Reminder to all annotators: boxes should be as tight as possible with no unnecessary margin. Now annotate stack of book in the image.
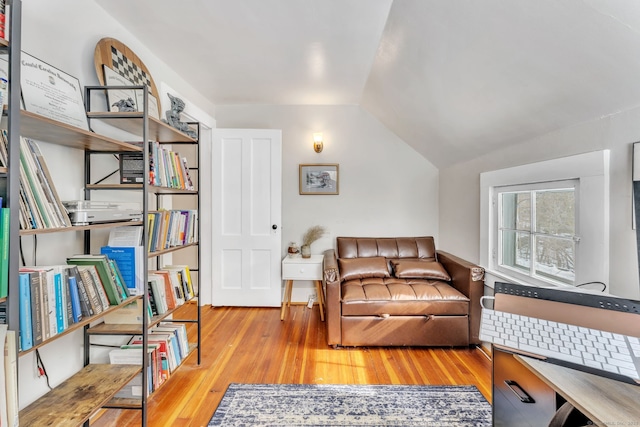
[110,322,189,398]
[0,132,72,230]
[149,142,194,190]
[16,255,130,352]
[147,209,198,252]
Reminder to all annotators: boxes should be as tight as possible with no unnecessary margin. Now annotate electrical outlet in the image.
[307,295,315,308]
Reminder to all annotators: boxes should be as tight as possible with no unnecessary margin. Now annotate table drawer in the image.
[282,262,323,280]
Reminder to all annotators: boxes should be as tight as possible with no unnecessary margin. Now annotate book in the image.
[20,268,51,340]
[0,324,7,427]
[100,246,144,296]
[148,274,168,315]
[66,266,93,318]
[108,226,143,246]
[108,258,130,301]
[28,272,43,345]
[4,330,18,427]
[18,272,33,351]
[67,274,82,323]
[0,207,8,298]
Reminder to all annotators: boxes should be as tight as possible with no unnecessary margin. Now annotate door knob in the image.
[272,224,278,230]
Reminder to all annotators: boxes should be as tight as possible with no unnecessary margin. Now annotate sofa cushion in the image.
[338,256,390,281]
[391,260,451,281]
[341,277,469,316]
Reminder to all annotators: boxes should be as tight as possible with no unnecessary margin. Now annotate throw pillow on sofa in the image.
[390,259,451,281]
[338,256,390,281]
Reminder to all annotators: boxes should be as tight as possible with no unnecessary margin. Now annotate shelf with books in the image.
[82,84,201,424]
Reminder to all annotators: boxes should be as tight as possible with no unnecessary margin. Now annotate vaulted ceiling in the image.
[95,0,640,168]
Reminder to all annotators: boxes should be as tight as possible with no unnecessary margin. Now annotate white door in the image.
[211,129,282,306]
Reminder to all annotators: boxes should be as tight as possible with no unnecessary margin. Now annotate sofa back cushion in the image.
[338,256,390,281]
[390,260,451,281]
[337,237,437,261]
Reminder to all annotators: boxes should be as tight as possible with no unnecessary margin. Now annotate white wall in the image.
[215,104,440,302]
[17,0,216,408]
[439,106,640,300]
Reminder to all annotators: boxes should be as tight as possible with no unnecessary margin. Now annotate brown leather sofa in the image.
[323,237,485,347]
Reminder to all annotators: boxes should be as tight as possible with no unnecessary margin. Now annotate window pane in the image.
[534,236,575,283]
[501,192,531,230]
[535,189,574,235]
[501,230,530,272]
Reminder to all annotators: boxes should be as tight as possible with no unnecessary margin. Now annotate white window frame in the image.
[480,150,609,290]
[496,179,579,287]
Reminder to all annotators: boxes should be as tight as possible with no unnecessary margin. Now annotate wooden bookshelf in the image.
[18,364,141,427]
[11,110,142,152]
[87,298,198,335]
[86,112,196,143]
[149,242,198,257]
[85,184,197,194]
[19,220,143,236]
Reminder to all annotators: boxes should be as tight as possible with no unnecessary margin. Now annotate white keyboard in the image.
[480,308,640,384]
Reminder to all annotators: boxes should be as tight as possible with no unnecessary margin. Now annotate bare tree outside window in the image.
[500,187,576,285]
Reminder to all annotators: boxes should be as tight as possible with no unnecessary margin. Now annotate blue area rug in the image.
[208,383,492,426]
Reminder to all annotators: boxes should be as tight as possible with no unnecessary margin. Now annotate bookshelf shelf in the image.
[18,364,141,427]
[149,242,198,257]
[19,220,144,236]
[85,112,196,143]
[86,297,198,335]
[0,166,6,174]
[85,183,198,194]
[15,110,142,152]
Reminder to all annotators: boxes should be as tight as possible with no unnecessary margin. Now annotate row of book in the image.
[101,265,195,324]
[149,141,195,190]
[109,322,189,398]
[16,254,131,351]
[148,209,198,253]
[0,131,72,230]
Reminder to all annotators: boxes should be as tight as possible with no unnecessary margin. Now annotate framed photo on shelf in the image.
[299,163,339,195]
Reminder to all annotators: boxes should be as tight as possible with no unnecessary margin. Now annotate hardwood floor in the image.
[91,303,492,426]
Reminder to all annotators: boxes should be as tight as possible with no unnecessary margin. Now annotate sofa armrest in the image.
[323,249,341,346]
[437,250,485,345]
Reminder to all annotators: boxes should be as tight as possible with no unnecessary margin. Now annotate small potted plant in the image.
[300,225,326,258]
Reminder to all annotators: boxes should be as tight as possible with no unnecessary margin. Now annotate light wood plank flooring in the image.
[92,303,492,426]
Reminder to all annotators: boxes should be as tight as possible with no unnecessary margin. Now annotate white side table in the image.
[281,254,325,321]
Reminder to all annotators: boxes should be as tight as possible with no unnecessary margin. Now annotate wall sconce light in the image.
[313,132,323,153]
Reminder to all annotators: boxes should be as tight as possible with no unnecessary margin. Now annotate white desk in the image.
[281,255,324,321]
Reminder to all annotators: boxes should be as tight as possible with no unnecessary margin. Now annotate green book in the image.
[0,207,9,298]
[66,255,122,305]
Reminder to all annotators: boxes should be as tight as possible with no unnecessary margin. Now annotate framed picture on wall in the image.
[299,163,339,195]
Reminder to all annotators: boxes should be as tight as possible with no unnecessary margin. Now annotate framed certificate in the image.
[20,52,89,131]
